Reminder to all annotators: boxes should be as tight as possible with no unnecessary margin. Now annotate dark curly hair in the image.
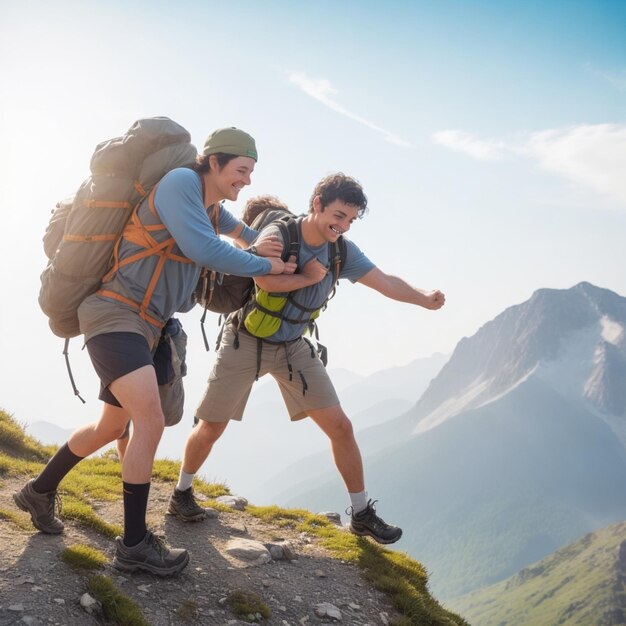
[309,172,368,218]
[193,152,239,174]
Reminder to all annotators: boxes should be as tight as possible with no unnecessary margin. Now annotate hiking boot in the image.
[349,500,402,545]
[167,487,207,522]
[113,530,189,576]
[13,479,64,534]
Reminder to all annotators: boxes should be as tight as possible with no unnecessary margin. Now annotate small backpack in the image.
[39,117,197,339]
[194,207,298,349]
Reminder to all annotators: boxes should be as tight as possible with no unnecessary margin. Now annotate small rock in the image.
[21,617,36,625]
[294,595,303,602]
[219,597,228,606]
[299,617,310,625]
[314,569,327,578]
[52,599,65,605]
[279,605,287,612]
[32,586,43,592]
[379,612,389,625]
[16,576,35,585]
[319,511,342,525]
[9,604,25,611]
[80,593,100,615]
[315,602,342,621]
[224,538,271,565]
[266,543,284,560]
[203,506,219,518]
[348,602,361,611]
[262,579,272,588]
[215,495,248,510]
[137,584,151,592]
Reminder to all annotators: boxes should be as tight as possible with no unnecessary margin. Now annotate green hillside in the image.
[449,520,626,626]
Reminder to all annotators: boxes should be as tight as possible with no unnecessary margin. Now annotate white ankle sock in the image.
[176,470,195,492]
[349,490,368,514]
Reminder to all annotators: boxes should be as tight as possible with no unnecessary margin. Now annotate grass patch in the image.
[87,575,149,626]
[0,409,57,462]
[0,506,33,531]
[247,505,468,626]
[176,599,199,622]
[0,411,230,542]
[62,496,122,539]
[61,544,108,570]
[227,589,271,622]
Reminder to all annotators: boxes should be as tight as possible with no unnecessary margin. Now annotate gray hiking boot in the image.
[349,500,403,545]
[113,530,189,577]
[13,479,64,534]
[167,487,207,522]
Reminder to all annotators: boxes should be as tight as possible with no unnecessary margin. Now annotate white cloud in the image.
[432,124,626,207]
[524,124,626,205]
[431,130,511,161]
[288,72,411,148]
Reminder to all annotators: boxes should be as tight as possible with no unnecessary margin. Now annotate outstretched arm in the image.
[357,267,445,310]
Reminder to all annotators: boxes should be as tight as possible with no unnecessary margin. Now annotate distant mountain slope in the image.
[449,521,626,626]
[282,283,626,600]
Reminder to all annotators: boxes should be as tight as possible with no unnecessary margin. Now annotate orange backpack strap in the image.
[98,182,194,327]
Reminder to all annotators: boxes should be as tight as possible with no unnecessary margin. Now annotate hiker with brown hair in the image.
[168,173,445,544]
[15,126,287,576]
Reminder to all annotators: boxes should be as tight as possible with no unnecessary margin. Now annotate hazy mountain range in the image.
[449,520,626,626]
[270,282,626,599]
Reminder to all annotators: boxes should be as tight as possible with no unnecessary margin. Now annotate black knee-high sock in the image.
[32,443,83,493]
[122,481,150,547]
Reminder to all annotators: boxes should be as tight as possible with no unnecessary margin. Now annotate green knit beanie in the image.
[202,127,258,161]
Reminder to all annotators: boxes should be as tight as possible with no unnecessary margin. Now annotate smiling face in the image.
[207,155,256,203]
[310,196,360,244]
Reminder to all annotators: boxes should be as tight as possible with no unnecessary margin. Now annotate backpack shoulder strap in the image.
[275,215,300,262]
[329,235,346,282]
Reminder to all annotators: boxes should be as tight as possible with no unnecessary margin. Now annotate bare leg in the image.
[109,365,164,484]
[308,405,365,493]
[68,404,130,457]
[181,420,229,474]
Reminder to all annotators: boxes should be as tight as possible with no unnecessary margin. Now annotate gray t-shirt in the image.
[258,219,375,342]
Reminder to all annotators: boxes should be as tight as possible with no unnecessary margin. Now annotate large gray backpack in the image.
[39,117,197,339]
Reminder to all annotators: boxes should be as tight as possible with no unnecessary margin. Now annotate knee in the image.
[328,413,355,441]
[133,414,165,441]
[195,420,226,446]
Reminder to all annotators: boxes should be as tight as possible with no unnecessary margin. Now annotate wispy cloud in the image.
[288,71,411,148]
[585,62,626,92]
[431,130,511,161]
[432,124,626,207]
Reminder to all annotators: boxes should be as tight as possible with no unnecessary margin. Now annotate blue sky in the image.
[1,0,625,429]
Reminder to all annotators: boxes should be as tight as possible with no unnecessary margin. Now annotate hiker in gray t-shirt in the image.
[168,173,445,544]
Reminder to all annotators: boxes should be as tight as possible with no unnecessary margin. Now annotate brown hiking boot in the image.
[13,479,64,534]
[167,487,207,522]
[113,530,189,577]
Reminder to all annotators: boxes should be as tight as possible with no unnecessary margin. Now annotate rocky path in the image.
[0,476,400,626]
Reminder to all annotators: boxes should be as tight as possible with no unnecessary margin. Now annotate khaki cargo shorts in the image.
[195,324,339,422]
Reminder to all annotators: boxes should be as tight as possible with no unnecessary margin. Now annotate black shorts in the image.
[86,332,173,407]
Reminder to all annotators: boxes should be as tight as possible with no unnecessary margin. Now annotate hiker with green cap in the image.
[167,173,445,545]
[14,126,288,577]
